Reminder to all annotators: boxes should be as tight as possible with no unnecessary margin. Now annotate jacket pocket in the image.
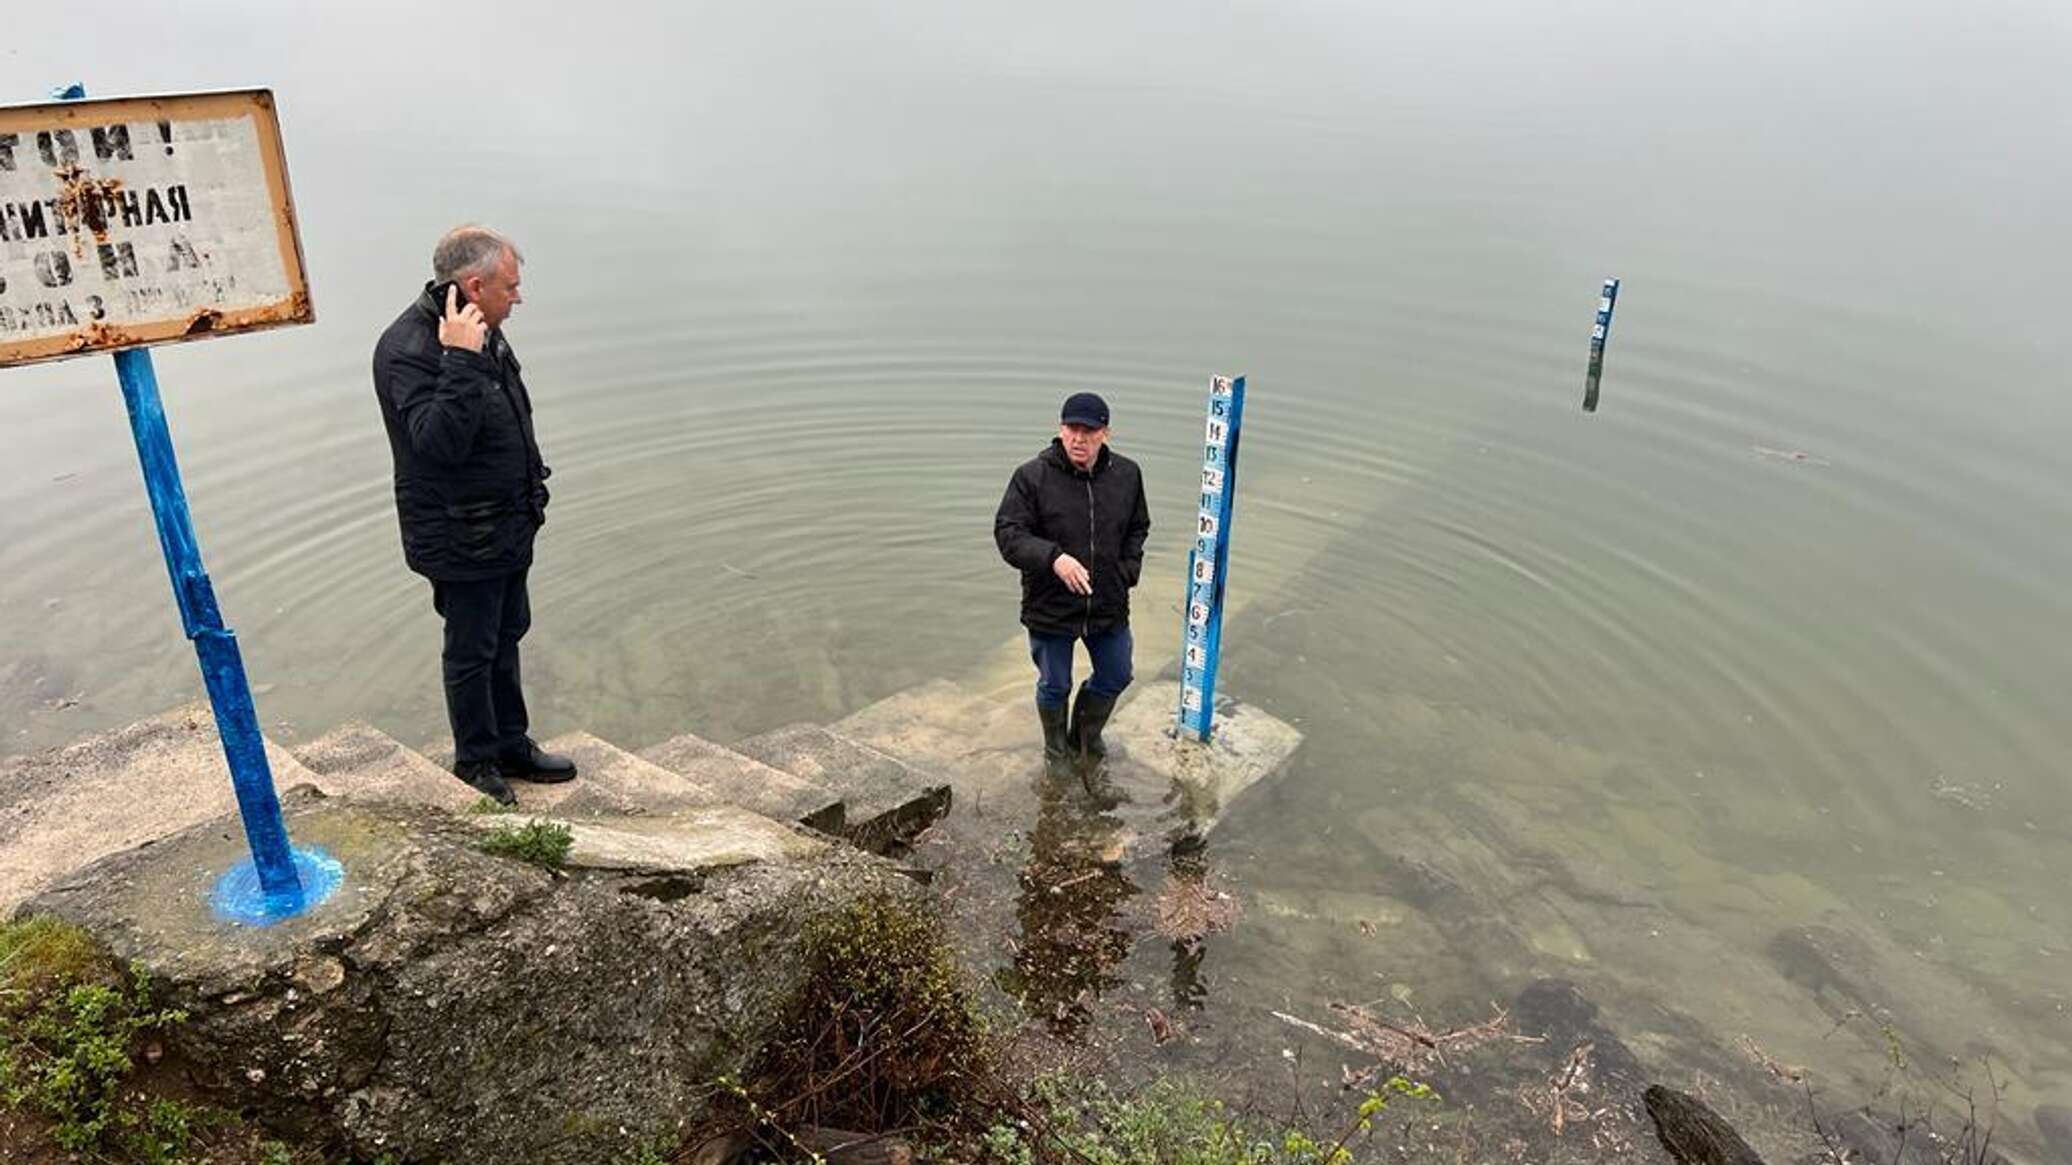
[444,498,520,562]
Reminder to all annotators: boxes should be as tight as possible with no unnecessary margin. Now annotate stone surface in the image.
[1644,1086,1767,1165]
[535,730,721,815]
[0,705,321,913]
[17,792,916,1165]
[732,723,951,852]
[290,721,480,813]
[1100,681,1303,841]
[640,730,845,833]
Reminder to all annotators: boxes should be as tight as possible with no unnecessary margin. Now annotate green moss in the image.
[478,818,574,868]
[0,919,188,1154]
[981,1073,1439,1165]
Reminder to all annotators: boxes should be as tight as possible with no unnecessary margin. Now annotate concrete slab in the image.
[1104,680,1304,841]
[464,805,829,874]
[731,723,951,851]
[0,705,321,914]
[639,731,845,834]
[291,722,481,813]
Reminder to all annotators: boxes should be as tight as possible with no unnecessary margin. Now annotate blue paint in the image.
[52,84,311,921]
[1178,375,1246,742]
[51,82,85,100]
[211,845,342,927]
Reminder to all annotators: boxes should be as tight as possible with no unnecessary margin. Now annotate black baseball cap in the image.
[1060,392,1110,428]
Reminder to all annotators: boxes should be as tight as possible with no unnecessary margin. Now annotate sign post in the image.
[1178,374,1246,742]
[8,84,329,922]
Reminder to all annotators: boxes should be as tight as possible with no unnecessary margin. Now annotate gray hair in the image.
[431,225,522,282]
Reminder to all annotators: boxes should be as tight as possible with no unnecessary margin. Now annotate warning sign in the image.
[0,89,311,368]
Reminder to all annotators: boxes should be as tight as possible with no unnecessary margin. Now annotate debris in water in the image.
[1753,445,1830,466]
[1273,1000,1536,1084]
[720,562,757,579]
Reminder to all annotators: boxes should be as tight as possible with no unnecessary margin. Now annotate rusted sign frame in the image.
[0,88,313,367]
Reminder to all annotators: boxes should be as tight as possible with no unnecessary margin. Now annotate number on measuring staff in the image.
[1189,601,1209,625]
[1212,375,1232,395]
[1206,419,1227,445]
[1193,557,1215,584]
[1202,467,1224,492]
[1181,688,1203,712]
[1197,511,1219,537]
[1186,644,1206,669]
[1211,397,1228,418]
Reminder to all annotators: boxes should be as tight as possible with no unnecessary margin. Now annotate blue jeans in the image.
[1029,626,1133,709]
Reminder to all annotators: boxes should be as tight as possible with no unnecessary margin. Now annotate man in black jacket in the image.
[993,393,1152,786]
[372,226,574,805]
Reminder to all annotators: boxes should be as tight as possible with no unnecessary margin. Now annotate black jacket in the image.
[372,284,551,581]
[994,440,1151,636]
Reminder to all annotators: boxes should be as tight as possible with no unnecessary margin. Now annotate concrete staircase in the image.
[0,702,955,915]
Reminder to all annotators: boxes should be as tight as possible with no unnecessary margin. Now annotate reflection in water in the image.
[996,768,1139,1037]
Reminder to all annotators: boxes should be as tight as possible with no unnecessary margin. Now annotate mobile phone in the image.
[434,280,471,311]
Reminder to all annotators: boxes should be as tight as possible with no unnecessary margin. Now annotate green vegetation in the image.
[478,817,574,867]
[1,918,187,1154]
[466,794,517,815]
[978,1074,1439,1165]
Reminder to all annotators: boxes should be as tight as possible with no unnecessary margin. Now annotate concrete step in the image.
[291,722,482,813]
[0,705,322,914]
[831,677,1035,795]
[530,731,723,818]
[637,731,845,834]
[729,723,951,853]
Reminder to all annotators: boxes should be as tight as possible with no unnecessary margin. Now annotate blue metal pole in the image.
[1178,374,1246,742]
[112,351,303,913]
[56,81,303,915]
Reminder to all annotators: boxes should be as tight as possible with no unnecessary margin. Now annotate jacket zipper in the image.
[1083,477,1096,636]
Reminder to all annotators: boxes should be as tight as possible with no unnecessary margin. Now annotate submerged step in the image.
[730,723,951,853]
[638,731,845,834]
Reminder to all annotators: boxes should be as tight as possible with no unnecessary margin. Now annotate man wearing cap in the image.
[993,392,1152,787]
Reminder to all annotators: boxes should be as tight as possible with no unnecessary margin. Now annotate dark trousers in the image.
[1028,625,1133,709]
[431,569,531,765]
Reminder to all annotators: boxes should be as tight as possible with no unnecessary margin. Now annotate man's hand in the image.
[438,284,487,353]
[1053,553,1092,595]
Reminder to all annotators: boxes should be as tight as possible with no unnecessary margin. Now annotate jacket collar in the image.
[1043,438,1110,478]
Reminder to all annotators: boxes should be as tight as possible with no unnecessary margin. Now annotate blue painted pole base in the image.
[210,845,343,926]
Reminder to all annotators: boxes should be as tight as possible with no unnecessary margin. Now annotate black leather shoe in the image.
[454,760,517,806]
[499,738,577,784]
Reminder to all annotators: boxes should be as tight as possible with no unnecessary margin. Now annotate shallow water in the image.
[3,0,2069,1148]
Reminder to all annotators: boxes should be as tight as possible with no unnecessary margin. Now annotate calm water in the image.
[3,0,2069,1144]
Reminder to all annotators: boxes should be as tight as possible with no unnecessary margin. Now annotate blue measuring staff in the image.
[1583,277,1619,413]
[1177,374,1245,742]
[48,83,320,922]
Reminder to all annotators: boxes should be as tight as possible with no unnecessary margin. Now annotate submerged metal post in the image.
[1178,374,1246,742]
[53,82,307,918]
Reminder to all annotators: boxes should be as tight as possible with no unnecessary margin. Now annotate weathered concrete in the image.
[533,730,721,816]
[732,723,951,852]
[0,706,321,913]
[290,721,480,813]
[17,791,916,1165]
[640,729,846,833]
[1100,681,1303,843]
